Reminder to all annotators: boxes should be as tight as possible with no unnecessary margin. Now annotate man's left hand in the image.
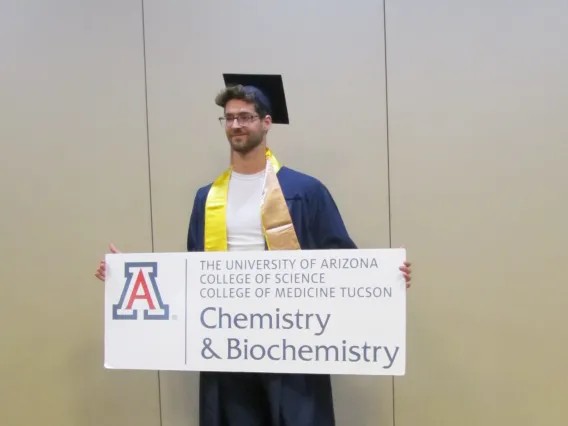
[400,260,412,289]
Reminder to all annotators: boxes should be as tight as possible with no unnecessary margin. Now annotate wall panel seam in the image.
[382,0,396,426]
[140,1,163,425]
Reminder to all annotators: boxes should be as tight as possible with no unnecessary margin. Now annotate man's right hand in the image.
[94,243,121,282]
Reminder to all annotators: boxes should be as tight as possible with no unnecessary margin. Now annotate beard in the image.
[228,131,263,155]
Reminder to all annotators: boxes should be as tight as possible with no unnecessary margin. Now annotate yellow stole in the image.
[204,148,301,252]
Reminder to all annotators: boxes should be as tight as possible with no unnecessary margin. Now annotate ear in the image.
[263,115,272,130]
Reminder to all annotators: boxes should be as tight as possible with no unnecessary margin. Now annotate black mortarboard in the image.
[222,73,290,124]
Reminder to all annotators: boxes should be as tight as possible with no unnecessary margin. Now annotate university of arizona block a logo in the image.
[112,262,170,320]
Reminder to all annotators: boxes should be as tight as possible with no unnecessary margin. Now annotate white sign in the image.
[104,248,407,376]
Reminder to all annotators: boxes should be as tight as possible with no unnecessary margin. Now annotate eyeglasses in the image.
[219,113,259,127]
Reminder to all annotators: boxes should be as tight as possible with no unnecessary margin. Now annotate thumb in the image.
[109,243,121,254]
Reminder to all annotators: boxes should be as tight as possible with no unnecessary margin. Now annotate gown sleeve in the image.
[309,182,357,250]
[186,190,204,252]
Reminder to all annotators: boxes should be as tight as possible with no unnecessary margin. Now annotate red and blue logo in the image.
[112,262,170,320]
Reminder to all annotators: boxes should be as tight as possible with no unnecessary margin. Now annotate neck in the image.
[231,143,267,174]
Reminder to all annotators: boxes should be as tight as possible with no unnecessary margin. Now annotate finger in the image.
[404,260,411,267]
[109,243,121,254]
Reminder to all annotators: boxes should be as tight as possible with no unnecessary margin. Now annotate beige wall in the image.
[1,1,566,426]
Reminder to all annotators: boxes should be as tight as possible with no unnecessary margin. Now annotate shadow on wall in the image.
[159,371,200,425]
[331,376,393,425]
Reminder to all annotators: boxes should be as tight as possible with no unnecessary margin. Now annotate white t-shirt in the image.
[226,169,266,252]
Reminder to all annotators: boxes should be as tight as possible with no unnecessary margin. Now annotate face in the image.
[222,99,271,154]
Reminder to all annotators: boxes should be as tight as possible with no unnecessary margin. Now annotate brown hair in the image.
[214,85,270,118]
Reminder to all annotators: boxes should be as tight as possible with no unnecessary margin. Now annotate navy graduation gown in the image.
[186,166,357,426]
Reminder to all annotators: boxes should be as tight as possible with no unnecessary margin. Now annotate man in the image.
[95,73,412,426]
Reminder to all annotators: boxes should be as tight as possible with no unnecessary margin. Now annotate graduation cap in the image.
[221,73,290,124]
